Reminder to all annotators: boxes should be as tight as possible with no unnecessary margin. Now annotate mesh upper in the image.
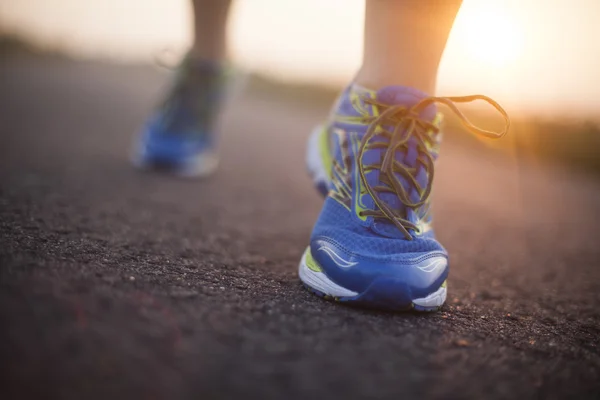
[311,198,446,262]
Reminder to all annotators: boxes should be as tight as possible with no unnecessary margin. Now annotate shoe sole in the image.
[299,247,447,312]
[305,125,331,197]
[131,147,219,178]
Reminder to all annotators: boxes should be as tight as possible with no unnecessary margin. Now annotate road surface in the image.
[1,54,599,399]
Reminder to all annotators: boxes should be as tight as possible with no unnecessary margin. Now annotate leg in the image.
[189,0,232,62]
[355,0,462,94]
[300,0,509,311]
[132,0,233,177]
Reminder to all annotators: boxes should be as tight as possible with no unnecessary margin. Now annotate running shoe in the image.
[301,84,509,311]
[132,56,227,177]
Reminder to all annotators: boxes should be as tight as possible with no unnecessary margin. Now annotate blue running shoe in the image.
[301,84,509,311]
[132,56,227,177]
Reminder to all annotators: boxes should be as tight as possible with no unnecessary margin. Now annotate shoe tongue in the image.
[375,85,437,121]
[365,85,437,238]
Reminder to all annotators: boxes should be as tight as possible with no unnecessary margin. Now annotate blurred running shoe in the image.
[132,56,227,177]
[301,84,509,311]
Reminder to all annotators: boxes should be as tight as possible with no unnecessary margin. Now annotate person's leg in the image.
[189,0,232,62]
[355,0,462,93]
[133,0,233,177]
[300,0,509,311]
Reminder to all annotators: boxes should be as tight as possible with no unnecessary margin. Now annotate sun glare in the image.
[453,4,523,67]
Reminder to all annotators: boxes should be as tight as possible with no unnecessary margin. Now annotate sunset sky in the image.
[1,0,599,117]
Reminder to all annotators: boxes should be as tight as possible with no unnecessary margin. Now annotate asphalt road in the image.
[1,54,599,400]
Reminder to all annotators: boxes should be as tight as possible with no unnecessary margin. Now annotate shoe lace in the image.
[159,69,205,132]
[357,95,510,240]
[158,58,224,134]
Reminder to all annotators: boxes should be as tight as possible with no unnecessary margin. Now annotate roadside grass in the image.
[3,33,599,175]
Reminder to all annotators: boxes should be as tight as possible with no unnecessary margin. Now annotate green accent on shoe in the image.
[304,247,322,272]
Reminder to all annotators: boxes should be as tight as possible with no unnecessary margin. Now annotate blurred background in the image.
[2,0,599,173]
[1,0,599,113]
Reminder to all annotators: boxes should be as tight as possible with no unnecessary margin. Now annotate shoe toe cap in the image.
[311,239,448,298]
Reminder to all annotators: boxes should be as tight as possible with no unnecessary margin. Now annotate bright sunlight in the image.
[451,3,524,67]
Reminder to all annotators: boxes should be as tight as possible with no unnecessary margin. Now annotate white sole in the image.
[131,145,219,179]
[298,249,359,298]
[305,125,329,191]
